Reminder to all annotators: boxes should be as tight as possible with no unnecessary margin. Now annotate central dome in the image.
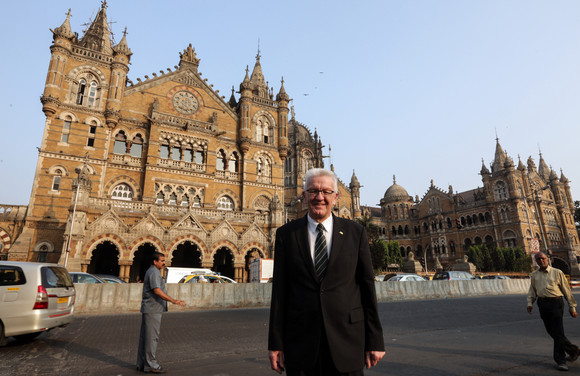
[383,176,410,202]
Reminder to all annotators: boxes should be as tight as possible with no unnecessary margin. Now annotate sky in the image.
[1,0,580,208]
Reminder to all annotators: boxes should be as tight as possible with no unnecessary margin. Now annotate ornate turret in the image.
[112,28,132,57]
[480,159,490,175]
[78,1,113,54]
[250,50,268,97]
[276,77,289,159]
[349,170,361,217]
[527,156,537,173]
[517,156,526,172]
[228,86,237,108]
[52,9,75,40]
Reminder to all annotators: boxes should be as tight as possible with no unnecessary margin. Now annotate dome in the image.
[383,176,410,202]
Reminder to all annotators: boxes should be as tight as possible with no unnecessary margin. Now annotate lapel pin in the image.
[339,231,344,235]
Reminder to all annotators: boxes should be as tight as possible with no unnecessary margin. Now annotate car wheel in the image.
[0,322,6,346]
[13,332,41,343]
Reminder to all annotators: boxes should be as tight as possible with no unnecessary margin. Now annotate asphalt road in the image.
[1,293,580,375]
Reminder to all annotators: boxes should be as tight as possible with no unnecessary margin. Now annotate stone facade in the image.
[364,140,580,276]
[0,2,360,282]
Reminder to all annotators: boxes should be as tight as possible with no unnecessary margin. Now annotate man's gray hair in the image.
[304,168,338,191]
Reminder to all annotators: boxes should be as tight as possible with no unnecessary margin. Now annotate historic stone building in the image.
[0,2,361,282]
[364,140,580,276]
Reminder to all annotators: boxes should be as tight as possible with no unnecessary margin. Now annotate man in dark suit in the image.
[268,168,385,375]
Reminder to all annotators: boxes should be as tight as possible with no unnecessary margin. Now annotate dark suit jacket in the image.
[268,215,384,372]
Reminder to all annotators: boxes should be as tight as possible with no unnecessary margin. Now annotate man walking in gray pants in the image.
[137,252,185,374]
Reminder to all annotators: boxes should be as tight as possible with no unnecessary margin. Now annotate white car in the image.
[0,261,75,344]
[385,273,426,282]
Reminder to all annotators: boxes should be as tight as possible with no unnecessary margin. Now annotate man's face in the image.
[154,256,166,270]
[535,254,549,270]
[303,175,338,222]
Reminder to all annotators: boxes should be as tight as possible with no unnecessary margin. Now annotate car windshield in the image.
[42,266,74,288]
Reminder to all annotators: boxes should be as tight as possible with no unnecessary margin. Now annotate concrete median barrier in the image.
[73,279,530,314]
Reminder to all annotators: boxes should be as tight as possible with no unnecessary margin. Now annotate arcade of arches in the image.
[83,240,264,282]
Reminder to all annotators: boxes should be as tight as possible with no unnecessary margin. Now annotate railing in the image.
[88,198,268,223]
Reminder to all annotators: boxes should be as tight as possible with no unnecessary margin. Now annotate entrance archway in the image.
[213,247,234,279]
[171,241,202,268]
[551,257,570,275]
[244,248,263,282]
[130,243,157,282]
[88,241,120,276]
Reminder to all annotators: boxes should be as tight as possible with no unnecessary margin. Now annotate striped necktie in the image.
[314,223,328,281]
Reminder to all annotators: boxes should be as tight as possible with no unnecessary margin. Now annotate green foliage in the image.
[357,215,380,243]
[575,200,580,236]
[369,240,402,271]
[466,245,532,273]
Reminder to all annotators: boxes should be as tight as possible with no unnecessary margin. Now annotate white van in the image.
[0,262,75,344]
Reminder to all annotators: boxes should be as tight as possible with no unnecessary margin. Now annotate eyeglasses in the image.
[305,189,336,197]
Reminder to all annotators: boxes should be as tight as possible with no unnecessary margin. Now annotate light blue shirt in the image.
[141,265,167,313]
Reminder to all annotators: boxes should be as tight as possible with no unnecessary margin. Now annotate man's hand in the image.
[173,299,185,306]
[269,350,284,374]
[571,310,578,318]
[527,306,533,314]
[365,350,385,368]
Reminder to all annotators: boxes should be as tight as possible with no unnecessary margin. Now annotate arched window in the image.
[52,169,63,191]
[229,152,239,173]
[168,193,177,205]
[503,230,517,248]
[171,145,181,161]
[111,183,134,201]
[217,196,234,211]
[181,194,189,207]
[113,131,127,155]
[76,79,87,105]
[193,195,201,207]
[195,149,204,165]
[156,192,165,204]
[160,142,170,159]
[183,147,193,162]
[216,150,227,171]
[494,181,509,201]
[130,134,143,158]
[87,81,98,107]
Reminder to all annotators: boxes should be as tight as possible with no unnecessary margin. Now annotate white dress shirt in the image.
[307,215,333,263]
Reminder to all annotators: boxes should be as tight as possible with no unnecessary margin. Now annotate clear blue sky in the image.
[1,0,580,208]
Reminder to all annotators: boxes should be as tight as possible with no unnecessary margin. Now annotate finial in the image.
[102,0,108,10]
[393,175,396,184]
[281,76,284,85]
[123,27,128,37]
[256,39,261,61]
[245,65,249,74]
[66,8,72,18]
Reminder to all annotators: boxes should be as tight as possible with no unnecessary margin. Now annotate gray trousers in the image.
[137,312,163,371]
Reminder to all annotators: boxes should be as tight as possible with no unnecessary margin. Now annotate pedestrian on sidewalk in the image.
[527,251,580,371]
[136,252,185,374]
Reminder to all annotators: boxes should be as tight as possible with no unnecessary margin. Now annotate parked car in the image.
[0,261,75,345]
[179,274,237,283]
[69,272,106,284]
[96,274,127,284]
[432,271,476,280]
[385,273,426,282]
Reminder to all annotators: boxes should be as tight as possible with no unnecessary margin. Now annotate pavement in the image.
[2,294,580,375]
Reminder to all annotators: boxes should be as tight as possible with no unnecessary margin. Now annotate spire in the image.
[560,169,569,183]
[491,138,506,173]
[276,76,290,102]
[527,156,537,173]
[52,8,75,39]
[250,48,268,93]
[480,158,490,175]
[112,27,132,56]
[538,152,550,180]
[240,65,251,91]
[549,168,558,182]
[228,86,237,107]
[517,155,526,171]
[350,170,360,188]
[79,1,113,54]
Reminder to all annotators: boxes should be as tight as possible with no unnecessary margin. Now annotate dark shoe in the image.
[566,349,580,362]
[149,368,167,374]
[136,366,144,372]
[557,363,569,371]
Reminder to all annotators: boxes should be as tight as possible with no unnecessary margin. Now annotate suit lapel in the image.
[294,216,317,280]
[327,215,345,274]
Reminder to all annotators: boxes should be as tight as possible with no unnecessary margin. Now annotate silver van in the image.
[0,261,75,344]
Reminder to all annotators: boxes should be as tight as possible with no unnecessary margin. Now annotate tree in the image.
[356,214,381,243]
[369,239,401,271]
